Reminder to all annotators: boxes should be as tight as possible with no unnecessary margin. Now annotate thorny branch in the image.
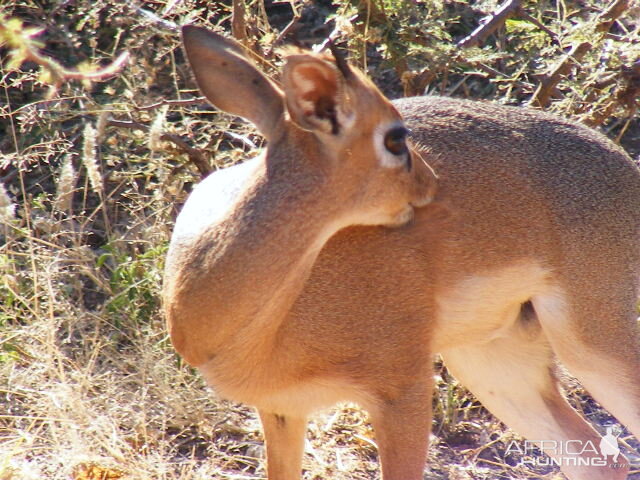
[457,0,523,48]
[529,0,630,108]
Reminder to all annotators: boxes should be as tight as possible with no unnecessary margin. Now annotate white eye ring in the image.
[374,122,410,169]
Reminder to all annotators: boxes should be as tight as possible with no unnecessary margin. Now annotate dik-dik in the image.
[163,25,640,480]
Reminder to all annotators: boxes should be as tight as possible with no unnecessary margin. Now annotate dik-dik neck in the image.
[170,132,345,367]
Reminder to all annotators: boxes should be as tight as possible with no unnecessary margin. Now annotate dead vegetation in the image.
[0,1,639,479]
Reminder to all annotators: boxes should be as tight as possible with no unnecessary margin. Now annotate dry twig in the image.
[430,0,550,98]
[135,97,208,112]
[108,119,211,177]
[516,10,559,44]
[270,12,302,51]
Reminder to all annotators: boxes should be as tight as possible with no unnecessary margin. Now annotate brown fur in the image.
[164,26,640,480]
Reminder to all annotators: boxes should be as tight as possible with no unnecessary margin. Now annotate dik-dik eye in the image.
[384,126,409,156]
[375,122,412,170]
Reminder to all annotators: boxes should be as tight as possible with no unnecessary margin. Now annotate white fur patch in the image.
[432,262,553,352]
[441,343,561,438]
[529,296,640,443]
[200,363,374,418]
[171,156,261,242]
[255,379,375,417]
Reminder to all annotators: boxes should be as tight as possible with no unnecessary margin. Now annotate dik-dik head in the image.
[182,25,436,228]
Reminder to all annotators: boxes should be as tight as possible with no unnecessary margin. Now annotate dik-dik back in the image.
[165,26,640,480]
[400,95,640,294]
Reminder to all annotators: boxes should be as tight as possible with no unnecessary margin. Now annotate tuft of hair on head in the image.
[327,40,352,80]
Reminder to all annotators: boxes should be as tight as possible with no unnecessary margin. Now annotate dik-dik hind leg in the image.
[366,379,432,480]
[258,411,307,480]
[441,320,629,480]
[533,287,640,445]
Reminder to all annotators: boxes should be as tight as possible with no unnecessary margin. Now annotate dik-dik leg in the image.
[533,280,640,446]
[259,411,307,480]
[441,312,629,480]
[366,377,433,480]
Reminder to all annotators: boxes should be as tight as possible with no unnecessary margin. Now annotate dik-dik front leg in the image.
[259,411,307,480]
[367,379,433,480]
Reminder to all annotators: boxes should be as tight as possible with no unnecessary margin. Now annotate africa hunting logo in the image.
[505,427,623,468]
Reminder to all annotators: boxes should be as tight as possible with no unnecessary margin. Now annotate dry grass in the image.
[0,1,639,479]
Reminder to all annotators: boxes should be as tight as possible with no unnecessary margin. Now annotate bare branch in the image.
[595,0,629,33]
[0,16,129,101]
[53,52,130,81]
[232,0,249,45]
[457,0,522,48]
[585,60,640,126]
[159,132,211,177]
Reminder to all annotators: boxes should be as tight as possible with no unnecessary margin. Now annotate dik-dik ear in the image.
[282,54,354,135]
[181,26,285,141]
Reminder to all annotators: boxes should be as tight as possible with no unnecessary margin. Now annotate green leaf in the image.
[97,252,112,269]
[505,18,537,33]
